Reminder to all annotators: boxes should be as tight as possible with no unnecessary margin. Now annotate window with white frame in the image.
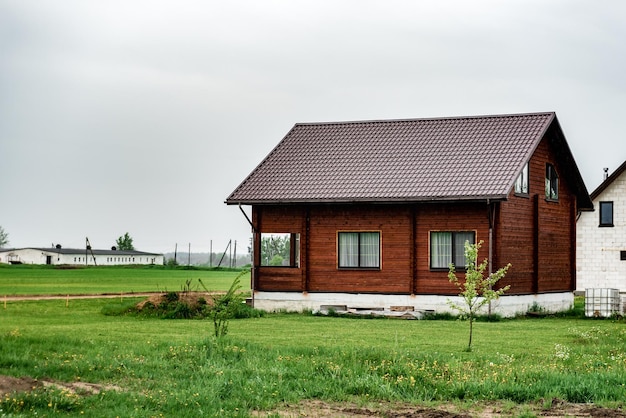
[514,163,529,194]
[338,231,380,268]
[545,163,559,200]
[430,231,476,269]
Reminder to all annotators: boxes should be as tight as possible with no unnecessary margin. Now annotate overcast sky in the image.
[1,0,625,254]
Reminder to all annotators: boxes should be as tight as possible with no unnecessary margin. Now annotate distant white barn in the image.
[576,160,626,292]
[0,247,164,266]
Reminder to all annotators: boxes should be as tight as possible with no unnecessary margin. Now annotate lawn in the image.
[1,295,625,417]
[0,264,249,295]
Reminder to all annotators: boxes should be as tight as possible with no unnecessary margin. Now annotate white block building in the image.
[576,160,626,292]
[0,247,164,266]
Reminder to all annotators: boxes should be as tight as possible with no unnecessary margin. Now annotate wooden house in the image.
[576,159,626,295]
[226,112,593,316]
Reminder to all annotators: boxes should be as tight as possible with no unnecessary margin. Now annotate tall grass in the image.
[1,298,625,416]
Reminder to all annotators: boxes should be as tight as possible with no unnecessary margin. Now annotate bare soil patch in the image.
[0,375,121,397]
[253,399,626,418]
[0,375,41,396]
[135,291,219,310]
[2,376,625,416]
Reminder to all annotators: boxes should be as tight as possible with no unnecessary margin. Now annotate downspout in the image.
[304,207,310,293]
[570,195,577,291]
[238,204,254,231]
[487,199,494,317]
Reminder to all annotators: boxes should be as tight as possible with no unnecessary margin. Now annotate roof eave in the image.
[226,195,508,206]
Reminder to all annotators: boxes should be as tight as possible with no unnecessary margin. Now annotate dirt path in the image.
[2,375,624,418]
[257,399,626,417]
[1,292,162,301]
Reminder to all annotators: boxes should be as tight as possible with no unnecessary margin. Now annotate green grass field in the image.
[0,264,250,295]
[1,300,625,417]
[0,266,625,417]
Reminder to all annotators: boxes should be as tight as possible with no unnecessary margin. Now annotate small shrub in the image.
[164,291,179,303]
[475,313,503,322]
[231,301,265,319]
[200,270,249,337]
[102,271,260,324]
[422,311,457,320]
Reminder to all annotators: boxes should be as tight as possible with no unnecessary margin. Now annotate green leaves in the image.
[0,225,9,248]
[448,240,511,350]
[200,270,247,338]
[115,232,135,251]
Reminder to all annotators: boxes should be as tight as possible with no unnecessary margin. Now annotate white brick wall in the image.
[577,173,626,291]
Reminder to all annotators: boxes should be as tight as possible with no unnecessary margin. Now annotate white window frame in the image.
[545,163,559,201]
[514,163,529,195]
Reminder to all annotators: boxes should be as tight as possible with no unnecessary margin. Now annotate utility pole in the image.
[217,240,231,268]
[85,237,97,266]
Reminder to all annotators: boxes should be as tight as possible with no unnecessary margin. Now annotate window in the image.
[514,163,529,194]
[338,232,380,268]
[599,201,614,227]
[545,163,559,200]
[260,233,300,267]
[430,231,476,269]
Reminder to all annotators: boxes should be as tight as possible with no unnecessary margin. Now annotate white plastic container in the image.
[585,288,620,318]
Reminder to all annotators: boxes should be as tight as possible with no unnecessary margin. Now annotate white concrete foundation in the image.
[251,291,575,318]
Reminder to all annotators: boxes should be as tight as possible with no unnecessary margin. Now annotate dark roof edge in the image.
[590,159,626,200]
[292,111,556,128]
[547,116,594,211]
[226,195,509,206]
[225,123,299,203]
[502,112,556,194]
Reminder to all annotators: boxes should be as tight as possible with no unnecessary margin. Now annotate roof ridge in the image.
[294,111,555,127]
[590,158,626,200]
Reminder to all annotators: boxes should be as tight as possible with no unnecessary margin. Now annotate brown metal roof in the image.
[226,112,592,208]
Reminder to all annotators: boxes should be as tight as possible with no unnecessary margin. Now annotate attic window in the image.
[599,202,614,227]
[514,163,529,194]
[545,163,559,201]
